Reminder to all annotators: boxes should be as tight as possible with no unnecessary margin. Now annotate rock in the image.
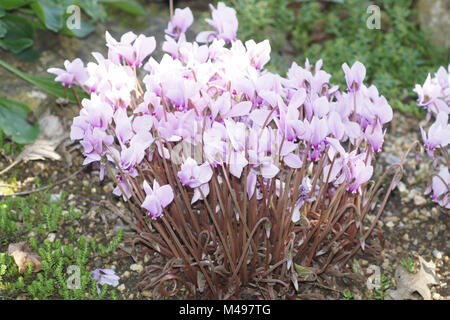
[385,154,401,166]
[50,194,62,202]
[117,284,126,292]
[397,182,407,195]
[46,233,56,243]
[432,292,441,300]
[413,195,427,206]
[402,234,410,242]
[142,290,152,298]
[418,0,450,51]
[130,263,144,273]
[122,271,131,279]
[432,249,443,259]
[386,221,395,228]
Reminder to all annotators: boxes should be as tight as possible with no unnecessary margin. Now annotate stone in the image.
[130,263,144,273]
[432,249,443,259]
[117,284,126,292]
[386,221,395,228]
[46,233,56,243]
[418,0,450,51]
[413,195,427,206]
[432,292,441,300]
[142,290,152,298]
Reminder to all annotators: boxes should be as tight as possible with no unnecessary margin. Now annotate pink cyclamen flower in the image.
[427,167,449,209]
[364,120,385,152]
[47,58,88,87]
[245,39,271,70]
[342,61,366,92]
[106,31,155,66]
[141,180,174,219]
[196,2,238,44]
[165,7,194,40]
[420,111,450,156]
[178,157,213,204]
[346,156,373,193]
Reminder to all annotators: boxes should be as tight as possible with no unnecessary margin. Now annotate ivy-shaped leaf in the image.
[0,13,34,54]
[0,97,40,144]
[31,0,65,33]
[0,0,33,10]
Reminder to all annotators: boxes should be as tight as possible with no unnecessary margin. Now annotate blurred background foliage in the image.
[225,0,449,116]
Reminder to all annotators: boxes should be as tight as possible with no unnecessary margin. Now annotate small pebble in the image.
[402,234,409,242]
[432,249,443,260]
[122,271,131,279]
[413,195,427,206]
[386,221,395,228]
[46,233,56,243]
[117,284,126,292]
[142,291,152,298]
[130,263,144,273]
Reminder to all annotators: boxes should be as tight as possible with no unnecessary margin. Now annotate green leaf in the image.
[31,0,64,33]
[0,37,32,53]
[76,0,107,22]
[0,13,34,53]
[0,21,6,38]
[101,0,146,16]
[0,4,5,17]
[0,0,32,10]
[14,46,41,61]
[0,58,88,104]
[0,97,40,144]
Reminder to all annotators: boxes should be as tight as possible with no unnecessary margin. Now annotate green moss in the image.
[0,190,123,300]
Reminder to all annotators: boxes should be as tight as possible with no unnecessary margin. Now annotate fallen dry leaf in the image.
[8,241,42,274]
[0,111,69,176]
[386,256,440,300]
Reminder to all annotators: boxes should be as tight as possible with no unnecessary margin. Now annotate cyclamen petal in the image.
[165,7,194,39]
[141,180,174,219]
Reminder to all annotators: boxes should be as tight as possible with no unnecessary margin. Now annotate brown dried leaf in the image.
[8,241,42,274]
[387,256,440,300]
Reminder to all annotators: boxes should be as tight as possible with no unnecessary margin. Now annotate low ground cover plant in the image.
[50,2,412,299]
[0,190,123,299]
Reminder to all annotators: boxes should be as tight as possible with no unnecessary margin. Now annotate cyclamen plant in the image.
[49,2,406,299]
[414,66,450,209]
